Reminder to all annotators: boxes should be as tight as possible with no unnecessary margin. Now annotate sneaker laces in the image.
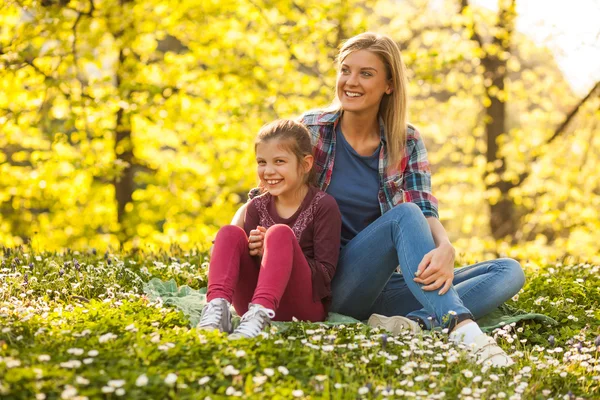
[198,299,224,328]
[234,305,275,337]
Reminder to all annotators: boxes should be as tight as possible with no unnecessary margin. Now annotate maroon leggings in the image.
[206,224,326,322]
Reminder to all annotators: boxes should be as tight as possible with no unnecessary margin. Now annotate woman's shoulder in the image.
[405,123,423,141]
[299,109,341,126]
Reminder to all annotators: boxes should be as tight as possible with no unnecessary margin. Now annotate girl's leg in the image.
[330,202,472,327]
[207,225,259,309]
[372,259,525,327]
[251,224,326,322]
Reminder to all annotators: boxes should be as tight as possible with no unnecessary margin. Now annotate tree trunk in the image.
[113,48,134,243]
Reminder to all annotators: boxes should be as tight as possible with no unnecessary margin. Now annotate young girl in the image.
[198,119,342,339]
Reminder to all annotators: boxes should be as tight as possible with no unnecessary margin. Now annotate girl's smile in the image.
[256,139,309,202]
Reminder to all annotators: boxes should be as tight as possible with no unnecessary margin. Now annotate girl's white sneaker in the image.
[229,304,275,339]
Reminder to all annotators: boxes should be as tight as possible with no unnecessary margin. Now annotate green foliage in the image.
[1,246,599,398]
[1,0,599,262]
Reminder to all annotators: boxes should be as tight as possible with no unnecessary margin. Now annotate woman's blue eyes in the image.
[340,69,372,77]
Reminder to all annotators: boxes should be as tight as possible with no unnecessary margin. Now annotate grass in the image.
[0,246,598,399]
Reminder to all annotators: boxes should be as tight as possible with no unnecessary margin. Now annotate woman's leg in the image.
[207,225,259,309]
[330,202,472,326]
[251,224,326,322]
[371,258,526,327]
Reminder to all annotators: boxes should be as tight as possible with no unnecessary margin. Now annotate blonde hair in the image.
[329,32,408,171]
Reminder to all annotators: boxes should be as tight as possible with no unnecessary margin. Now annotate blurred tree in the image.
[1,0,598,261]
[0,0,372,250]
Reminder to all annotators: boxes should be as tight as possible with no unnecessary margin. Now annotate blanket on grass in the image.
[143,278,557,333]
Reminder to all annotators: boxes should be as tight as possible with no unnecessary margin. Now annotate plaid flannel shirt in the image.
[299,109,439,218]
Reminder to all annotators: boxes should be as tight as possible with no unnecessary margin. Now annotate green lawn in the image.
[1,247,598,399]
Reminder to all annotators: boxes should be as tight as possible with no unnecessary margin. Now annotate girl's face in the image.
[255,139,312,200]
[337,49,392,115]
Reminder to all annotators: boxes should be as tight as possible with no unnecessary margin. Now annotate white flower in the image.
[461,387,473,395]
[67,348,84,356]
[150,334,161,343]
[5,358,21,368]
[235,350,246,358]
[253,375,267,385]
[164,373,177,386]
[61,385,77,399]
[358,386,369,395]
[198,376,210,385]
[136,374,149,387]
[101,386,115,393]
[116,388,126,396]
[60,360,82,369]
[99,332,117,343]
[223,365,240,376]
[125,324,137,332]
[75,376,90,385]
[88,350,99,357]
[36,394,46,400]
[263,368,274,377]
[315,375,327,382]
[277,366,289,375]
[462,369,473,378]
[82,358,94,365]
[108,380,125,388]
[38,355,51,362]
[292,389,304,397]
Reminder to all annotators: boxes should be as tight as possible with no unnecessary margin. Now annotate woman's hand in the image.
[248,226,267,257]
[413,242,456,295]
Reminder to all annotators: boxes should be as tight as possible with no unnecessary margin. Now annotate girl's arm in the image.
[305,194,342,301]
[231,202,248,228]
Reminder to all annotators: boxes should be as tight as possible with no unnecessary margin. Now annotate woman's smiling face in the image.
[337,49,392,115]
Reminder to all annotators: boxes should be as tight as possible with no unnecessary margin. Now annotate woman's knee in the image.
[388,202,424,222]
[497,258,526,291]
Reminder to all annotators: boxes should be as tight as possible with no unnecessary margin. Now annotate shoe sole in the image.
[367,314,421,335]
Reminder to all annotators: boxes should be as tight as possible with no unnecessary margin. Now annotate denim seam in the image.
[456,261,502,301]
[393,218,439,316]
[334,219,399,314]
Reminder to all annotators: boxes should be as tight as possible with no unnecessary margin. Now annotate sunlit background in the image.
[1,0,599,264]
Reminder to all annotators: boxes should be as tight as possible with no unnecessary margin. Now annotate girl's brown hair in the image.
[328,32,408,172]
[255,119,317,192]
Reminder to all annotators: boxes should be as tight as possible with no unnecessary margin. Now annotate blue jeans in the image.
[329,203,526,329]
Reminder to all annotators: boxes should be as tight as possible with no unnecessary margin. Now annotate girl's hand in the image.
[413,242,456,295]
[248,226,267,257]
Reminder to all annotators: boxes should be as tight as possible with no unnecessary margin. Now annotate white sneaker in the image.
[229,304,275,339]
[197,298,232,333]
[367,313,422,335]
[471,333,514,367]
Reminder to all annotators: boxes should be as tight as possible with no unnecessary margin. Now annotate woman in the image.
[245,32,525,366]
